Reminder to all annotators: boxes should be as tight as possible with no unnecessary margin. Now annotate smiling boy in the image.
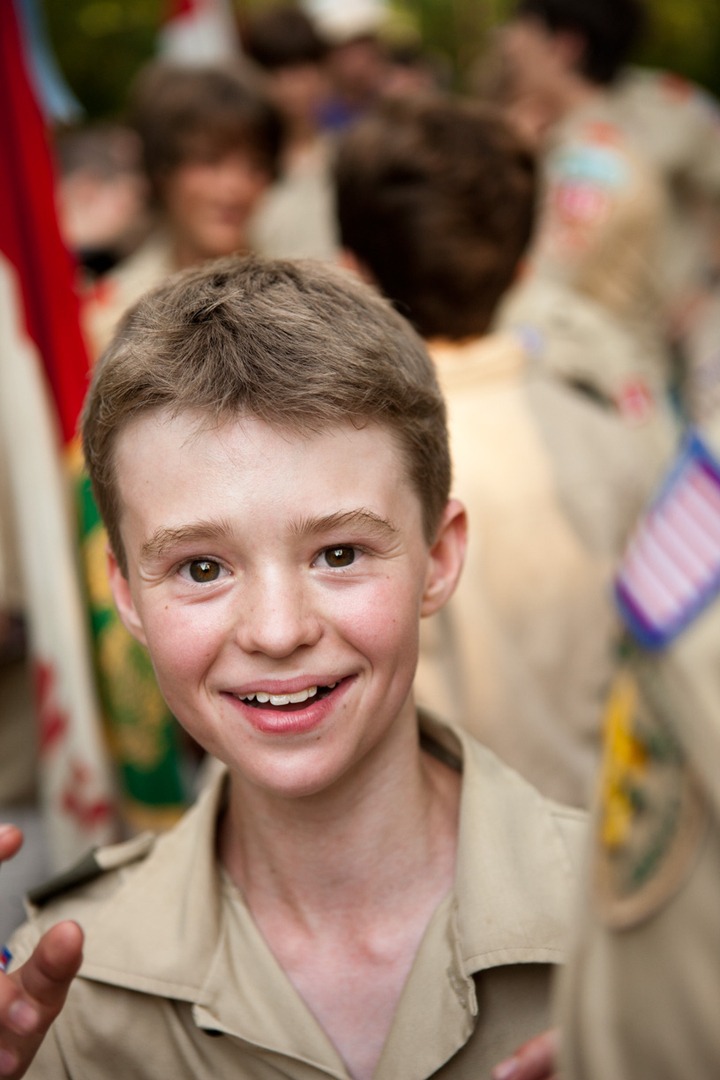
[0,257,583,1079]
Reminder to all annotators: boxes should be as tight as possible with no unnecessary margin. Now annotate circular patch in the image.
[592,660,707,928]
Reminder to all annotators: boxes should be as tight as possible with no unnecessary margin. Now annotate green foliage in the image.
[391,0,720,96]
[637,0,720,95]
[44,0,163,119]
[41,0,720,120]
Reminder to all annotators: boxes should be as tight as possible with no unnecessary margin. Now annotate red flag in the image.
[0,0,118,868]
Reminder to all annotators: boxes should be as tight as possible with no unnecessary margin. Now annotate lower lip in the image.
[224,678,352,736]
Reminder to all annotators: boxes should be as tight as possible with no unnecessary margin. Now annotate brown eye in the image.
[189,559,221,583]
[323,547,356,568]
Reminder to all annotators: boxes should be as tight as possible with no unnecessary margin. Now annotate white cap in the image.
[301,0,388,44]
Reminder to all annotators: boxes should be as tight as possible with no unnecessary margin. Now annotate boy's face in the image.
[160,147,271,264]
[109,410,464,800]
[499,15,578,106]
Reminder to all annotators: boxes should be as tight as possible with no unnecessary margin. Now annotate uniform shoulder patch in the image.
[593,659,707,928]
[615,429,720,649]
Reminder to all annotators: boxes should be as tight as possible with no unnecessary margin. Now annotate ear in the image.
[107,546,148,646]
[421,498,467,618]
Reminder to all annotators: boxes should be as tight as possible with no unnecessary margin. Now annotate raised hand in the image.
[0,827,84,1078]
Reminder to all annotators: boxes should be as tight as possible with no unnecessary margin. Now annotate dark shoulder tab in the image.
[28,849,103,908]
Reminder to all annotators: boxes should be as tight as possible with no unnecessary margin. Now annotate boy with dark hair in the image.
[336,98,536,340]
[83,62,282,357]
[243,5,339,260]
[485,0,672,390]
[511,0,646,85]
[0,256,583,1079]
[336,95,655,808]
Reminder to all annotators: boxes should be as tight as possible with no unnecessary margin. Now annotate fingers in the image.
[0,828,23,865]
[16,922,84,1007]
[0,922,83,1078]
[492,1027,560,1080]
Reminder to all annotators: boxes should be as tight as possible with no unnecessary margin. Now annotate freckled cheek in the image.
[143,607,224,684]
[340,579,421,663]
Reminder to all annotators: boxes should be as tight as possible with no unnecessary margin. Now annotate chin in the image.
[228,744,361,803]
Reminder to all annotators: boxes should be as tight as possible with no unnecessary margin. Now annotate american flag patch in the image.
[616,430,720,649]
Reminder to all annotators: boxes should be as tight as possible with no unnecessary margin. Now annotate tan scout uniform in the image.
[685,289,720,425]
[611,67,720,309]
[493,277,678,483]
[81,229,175,359]
[527,99,671,387]
[11,717,585,1079]
[248,137,339,261]
[415,334,653,808]
[610,68,720,416]
[557,417,720,1077]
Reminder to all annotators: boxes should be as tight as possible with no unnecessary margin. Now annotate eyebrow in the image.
[290,508,399,540]
[139,508,399,563]
[140,519,234,562]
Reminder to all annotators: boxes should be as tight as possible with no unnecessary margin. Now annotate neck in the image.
[219,717,460,928]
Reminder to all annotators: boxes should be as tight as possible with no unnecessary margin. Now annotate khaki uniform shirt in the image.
[684,289,720,425]
[611,67,720,305]
[415,334,654,808]
[12,717,585,1079]
[527,97,671,386]
[248,137,339,261]
[558,416,720,1077]
[494,277,678,476]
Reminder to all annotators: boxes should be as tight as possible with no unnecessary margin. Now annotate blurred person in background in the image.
[493,411,720,1080]
[54,123,150,282]
[381,40,448,101]
[244,4,339,260]
[301,0,391,132]
[83,61,282,358]
[610,65,720,421]
[480,0,673,404]
[335,95,656,808]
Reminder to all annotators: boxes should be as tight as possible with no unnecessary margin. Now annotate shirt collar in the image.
[80,716,579,998]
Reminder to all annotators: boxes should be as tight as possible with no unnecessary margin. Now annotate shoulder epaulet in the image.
[616,429,720,649]
[28,832,155,909]
[28,850,105,908]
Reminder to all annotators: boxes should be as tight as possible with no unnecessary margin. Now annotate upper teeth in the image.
[238,683,337,706]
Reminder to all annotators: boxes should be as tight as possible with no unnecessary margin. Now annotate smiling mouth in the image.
[235,682,339,711]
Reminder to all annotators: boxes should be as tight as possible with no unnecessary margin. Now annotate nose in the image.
[216,155,268,206]
[233,568,322,658]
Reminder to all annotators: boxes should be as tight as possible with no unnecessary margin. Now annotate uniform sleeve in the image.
[677,85,720,200]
